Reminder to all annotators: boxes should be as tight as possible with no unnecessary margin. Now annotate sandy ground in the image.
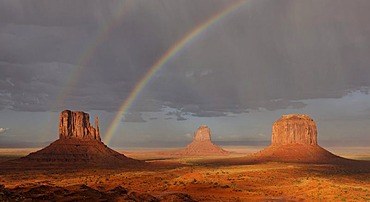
[0,146,369,201]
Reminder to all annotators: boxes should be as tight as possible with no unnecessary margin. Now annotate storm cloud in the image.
[122,112,146,123]
[1,0,370,118]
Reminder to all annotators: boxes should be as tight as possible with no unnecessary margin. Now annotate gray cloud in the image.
[165,110,187,121]
[176,114,187,121]
[0,0,370,119]
[147,0,370,115]
[193,111,227,118]
[122,112,146,123]
[177,116,187,121]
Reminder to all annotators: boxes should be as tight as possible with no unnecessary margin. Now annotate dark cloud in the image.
[122,112,146,123]
[177,116,187,121]
[261,100,307,111]
[165,110,187,121]
[193,111,227,118]
[147,0,370,115]
[1,0,370,119]
[176,114,187,121]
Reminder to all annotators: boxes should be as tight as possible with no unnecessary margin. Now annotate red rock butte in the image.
[272,114,317,146]
[59,110,101,141]
[19,110,142,168]
[181,125,229,156]
[254,114,345,163]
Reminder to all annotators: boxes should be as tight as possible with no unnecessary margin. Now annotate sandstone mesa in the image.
[59,110,101,141]
[18,110,142,168]
[181,125,229,156]
[272,114,317,146]
[253,114,345,163]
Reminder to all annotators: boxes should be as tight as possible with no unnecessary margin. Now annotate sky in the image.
[0,0,370,148]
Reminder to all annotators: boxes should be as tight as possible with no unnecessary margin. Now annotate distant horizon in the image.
[1,139,369,149]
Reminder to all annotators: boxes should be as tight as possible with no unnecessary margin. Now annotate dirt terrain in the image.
[1,148,370,201]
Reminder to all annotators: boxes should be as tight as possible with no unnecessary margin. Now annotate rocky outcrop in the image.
[59,110,100,141]
[181,125,229,156]
[0,184,196,202]
[253,114,345,163]
[193,125,211,142]
[272,114,317,145]
[17,110,142,168]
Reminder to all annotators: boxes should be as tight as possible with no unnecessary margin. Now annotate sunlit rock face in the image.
[193,125,211,142]
[182,125,229,156]
[252,114,347,163]
[272,114,317,146]
[18,110,143,168]
[59,110,100,141]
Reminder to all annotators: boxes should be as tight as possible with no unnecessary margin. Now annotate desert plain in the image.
[1,146,370,202]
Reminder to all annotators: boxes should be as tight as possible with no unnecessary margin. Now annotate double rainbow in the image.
[53,1,132,110]
[103,0,247,144]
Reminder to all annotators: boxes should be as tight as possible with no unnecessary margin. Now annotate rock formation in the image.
[59,110,100,141]
[0,184,196,202]
[193,125,211,142]
[253,114,345,163]
[272,114,317,146]
[181,125,229,156]
[18,110,142,168]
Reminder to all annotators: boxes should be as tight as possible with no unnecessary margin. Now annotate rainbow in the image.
[53,1,132,110]
[103,0,247,144]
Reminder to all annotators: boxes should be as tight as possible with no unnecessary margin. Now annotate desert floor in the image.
[0,146,370,201]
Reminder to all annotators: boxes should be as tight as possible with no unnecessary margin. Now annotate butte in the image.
[17,110,142,168]
[253,114,348,163]
[180,125,229,156]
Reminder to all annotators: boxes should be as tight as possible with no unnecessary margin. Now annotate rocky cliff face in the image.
[272,114,317,146]
[19,110,143,168]
[193,125,211,142]
[252,114,345,163]
[59,110,100,141]
[181,125,229,156]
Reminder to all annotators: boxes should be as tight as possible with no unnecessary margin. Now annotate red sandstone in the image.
[181,125,229,156]
[254,114,344,163]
